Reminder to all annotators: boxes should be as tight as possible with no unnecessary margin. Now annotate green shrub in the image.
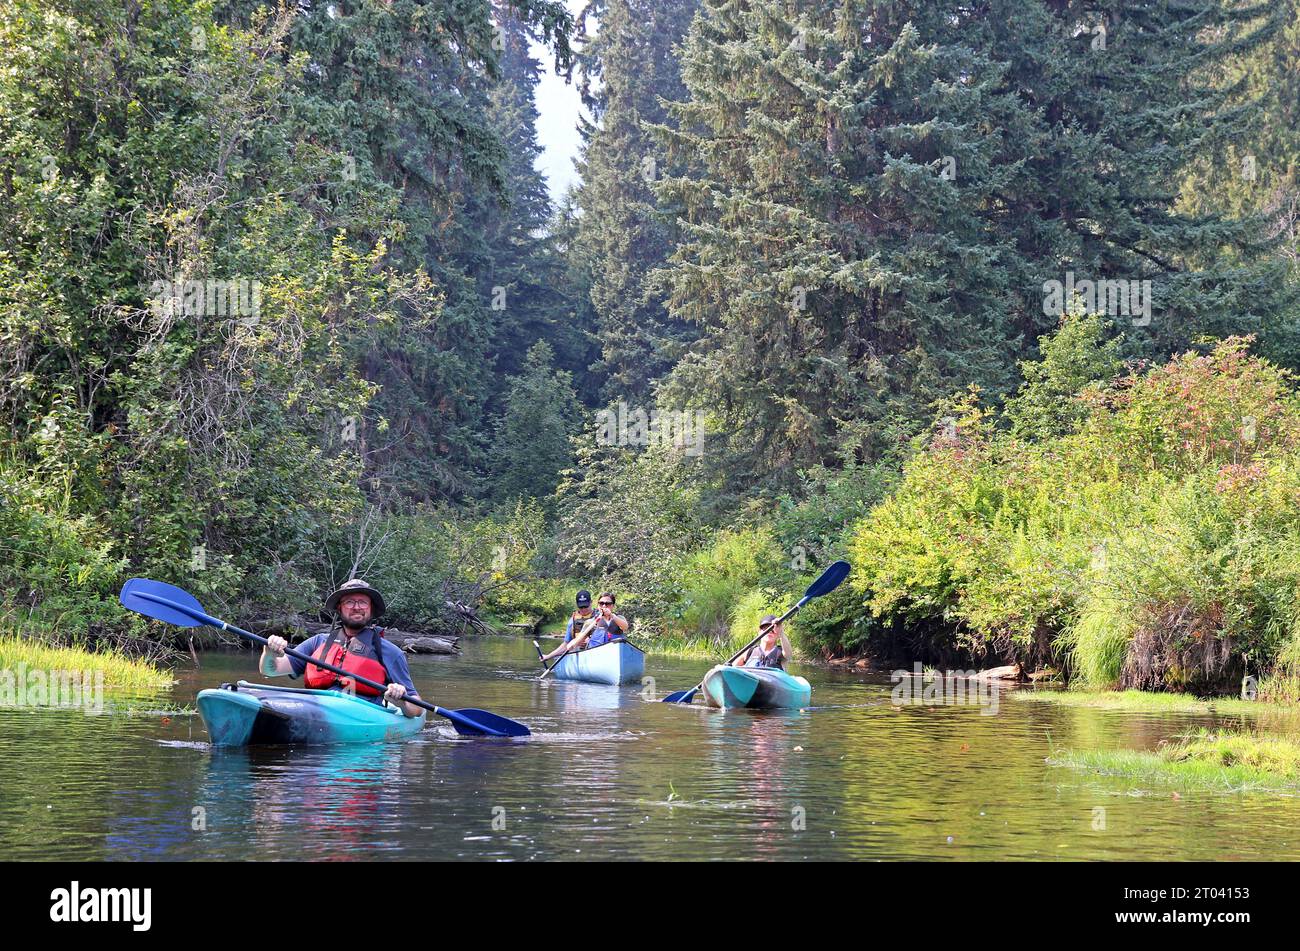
[0,457,126,628]
[484,576,583,628]
[848,336,1300,690]
[554,440,713,606]
[667,527,782,639]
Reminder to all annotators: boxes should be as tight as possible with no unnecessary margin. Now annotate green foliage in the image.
[667,528,783,640]
[0,458,126,628]
[484,576,583,628]
[1004,308,1124,441]
[573,0,699,396]
[6,0,1300,689]
[0,0,581,634]
[326,498,554,628]
[770,463,895,571]
[554,437,714,607]
[1060,600,1137,689]
[850,337,1300,691]
[651,0,1297,491]
[491,341,582,505]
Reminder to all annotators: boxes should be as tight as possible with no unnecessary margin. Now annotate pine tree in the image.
[572,0,701,399]
[478,4,592,395]
[492,340,583,503]
[218,0,576,501]
[650,0,1295,488]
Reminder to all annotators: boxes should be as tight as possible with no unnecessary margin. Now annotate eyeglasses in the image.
[340,598,371,607]
[598,600,613,606]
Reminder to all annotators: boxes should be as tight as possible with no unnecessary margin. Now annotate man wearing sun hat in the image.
[258,579,424,717]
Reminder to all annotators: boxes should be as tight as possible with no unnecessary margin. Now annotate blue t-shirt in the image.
[587,614,625,648]
[288,627,420,702]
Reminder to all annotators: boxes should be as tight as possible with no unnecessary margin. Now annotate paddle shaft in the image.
[129,590,444,718]
[538,638,575,680]
[533,638,563,678]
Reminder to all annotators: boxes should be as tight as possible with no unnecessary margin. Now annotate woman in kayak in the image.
[733,614,794,670]
[562,590,595,644]
[541,592,629,661]
[259,579,425,718]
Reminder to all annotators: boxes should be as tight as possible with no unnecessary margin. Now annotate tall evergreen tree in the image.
[573,0,701,399]
[491,340,583,503]
[477,4,591,396]
[651,0,1295,489]
[218,0,575,501]
[1178,0,1299,290]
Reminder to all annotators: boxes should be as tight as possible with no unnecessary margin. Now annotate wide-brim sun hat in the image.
[325,578,387,618]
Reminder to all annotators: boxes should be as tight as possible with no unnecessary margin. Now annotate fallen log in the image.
[974,664,1021,681]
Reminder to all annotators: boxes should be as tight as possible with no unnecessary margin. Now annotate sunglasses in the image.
[598,600,614,606]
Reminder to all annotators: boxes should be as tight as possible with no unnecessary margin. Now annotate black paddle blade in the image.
[805,560,851,599]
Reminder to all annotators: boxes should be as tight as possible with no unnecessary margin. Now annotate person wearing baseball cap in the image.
[732,613,794,670]
[541,591,628,661]
[258,578,424,717]
[561,590,595,645]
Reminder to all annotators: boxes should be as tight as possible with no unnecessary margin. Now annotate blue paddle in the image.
[119,578,531,738]
[661,560,851,704]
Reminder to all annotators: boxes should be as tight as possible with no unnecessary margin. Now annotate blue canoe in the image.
[196,681,426,747]
[550,640,646,686]
[701,665,811,710]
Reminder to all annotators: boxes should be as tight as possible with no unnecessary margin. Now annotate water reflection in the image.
[6,640,1300,860]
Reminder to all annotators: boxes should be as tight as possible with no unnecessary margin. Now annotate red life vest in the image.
[304,628,389,697]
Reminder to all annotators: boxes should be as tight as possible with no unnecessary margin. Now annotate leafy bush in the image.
[849,336,1300,691]
[554,439,713,608]
[666,528,783,640]
[0,458,126,628]
[770,463,894,572]
[484,576,583,628]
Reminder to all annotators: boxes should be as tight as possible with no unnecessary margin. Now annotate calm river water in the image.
[3,637,1298,860]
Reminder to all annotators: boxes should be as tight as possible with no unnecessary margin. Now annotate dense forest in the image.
[3,0,1300,694]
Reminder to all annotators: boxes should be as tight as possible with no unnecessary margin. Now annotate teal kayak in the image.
[551,640,646,686]
[701,665,811,710]
[196,681,426,747]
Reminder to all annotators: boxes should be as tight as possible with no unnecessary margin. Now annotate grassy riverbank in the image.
[1049,729,1300,793]
[1012,688,1265,717]
[0,636,175,693]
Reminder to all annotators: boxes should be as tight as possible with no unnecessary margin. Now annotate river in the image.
[2,637,1298,860]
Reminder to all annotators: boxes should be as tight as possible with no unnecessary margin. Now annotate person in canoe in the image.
[541,591,629,661]
[562,589,596,645]
[733,614,794,670]
[259,579,425,718]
